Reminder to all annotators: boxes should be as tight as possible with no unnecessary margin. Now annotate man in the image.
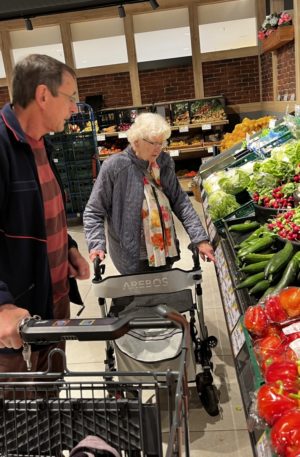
[0,54,90,373]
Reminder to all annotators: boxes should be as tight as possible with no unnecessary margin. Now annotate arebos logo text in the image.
[123,276,168,291]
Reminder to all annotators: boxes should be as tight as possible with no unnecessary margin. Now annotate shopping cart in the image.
[91,246,219,417]
[0,305,190,457]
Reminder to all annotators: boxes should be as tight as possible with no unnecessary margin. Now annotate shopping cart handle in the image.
[19,305,184,345]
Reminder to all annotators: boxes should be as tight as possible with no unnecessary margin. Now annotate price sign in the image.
[202,124,212,131]
[118,132,127,138]
[170,150,180,157]
[53,158,58,163]
[97,133,106,141]
[231,320,245,357]
[207,222,217,243]
[49,131,54,135]
[256,431,273,457]
[207,146,214,153]
[179,125,189,133]
[268,119,276,129]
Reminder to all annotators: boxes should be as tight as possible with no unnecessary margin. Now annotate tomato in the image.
[271,410,300,457]
[265,361,300,392]
[244,305,269,336]
[278,287,300,318]
[261,353,287,375]
[265,295,288,323]
[257,384,298,426]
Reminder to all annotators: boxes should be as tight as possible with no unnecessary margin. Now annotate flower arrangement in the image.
[258,11,293,41]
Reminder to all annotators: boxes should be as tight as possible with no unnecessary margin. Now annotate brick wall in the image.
[261,52,273,101]
[139,65,195,104]
[0,86,10,107]
[277,41,295,99]
[202,56,260,104]
[77,72,132,108]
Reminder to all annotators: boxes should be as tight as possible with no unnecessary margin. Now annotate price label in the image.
[231,320,245,357]
[49,131,55,135]
[207,146,214,153]
[256,431,273,457]
[97,133,106,141]
[53,158,58,163]
[118,132,127,139]
[179,125,189,133]
[202,124,212,131]
[268,119,276,129]
[170,150,180,157]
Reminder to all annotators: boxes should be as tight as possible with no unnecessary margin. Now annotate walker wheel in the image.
[200,384,220,417]
[207,336,218,348]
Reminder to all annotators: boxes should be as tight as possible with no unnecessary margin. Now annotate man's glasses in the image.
[142,138,167,148]
[57,90,77,104]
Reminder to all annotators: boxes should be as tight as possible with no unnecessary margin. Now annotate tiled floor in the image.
[67,198,254,456]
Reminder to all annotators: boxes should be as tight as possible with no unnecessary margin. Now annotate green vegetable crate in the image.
[214,201,255,234]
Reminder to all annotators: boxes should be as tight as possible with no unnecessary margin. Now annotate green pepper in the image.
[238,236,275,259]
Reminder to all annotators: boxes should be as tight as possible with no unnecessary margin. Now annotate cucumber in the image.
[229,221,260,232]
[236,271,266,289]
[243,253,275,263]
[270,252,300,296]
[238,236,275,259]
[249,279,271,295]
[240,260,270,274]
[264,241,294,279]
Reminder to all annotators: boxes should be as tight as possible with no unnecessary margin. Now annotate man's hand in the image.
[89,250,106,263]
[197,241,215,263]
[0,304,30,349]
[68,247,90,280]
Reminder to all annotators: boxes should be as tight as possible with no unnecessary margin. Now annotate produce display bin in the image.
[213,201,255,234]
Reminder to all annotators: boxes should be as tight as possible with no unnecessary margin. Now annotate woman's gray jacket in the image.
[83,146,208,274]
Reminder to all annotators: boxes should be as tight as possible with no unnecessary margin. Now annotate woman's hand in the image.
[197,241,215,263]
[89,250,106,263]
[68,247,90,280]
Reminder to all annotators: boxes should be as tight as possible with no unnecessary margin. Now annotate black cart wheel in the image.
[200,384,220,417]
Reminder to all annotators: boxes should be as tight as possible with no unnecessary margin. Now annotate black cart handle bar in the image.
[19,304,189,345]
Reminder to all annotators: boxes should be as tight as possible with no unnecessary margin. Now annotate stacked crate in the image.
[49,103,97,218]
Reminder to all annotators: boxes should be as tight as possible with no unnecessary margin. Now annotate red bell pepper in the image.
[265,361,300,392]
[265,295,288,323]
[244,304,269,336]
[257,383,298,426]
[271,410,300,456]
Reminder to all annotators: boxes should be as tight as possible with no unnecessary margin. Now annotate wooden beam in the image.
[60,22,75,69]
[0,32,13,99]
[294,0,300,103]
[261,100,293,113]
[271,0,284,13]
[0,0,240,31]
[123,14,141,106]
[201,46,259,62]
[0,78,8,87]
[76,63,129,78]
[189,2,203,98]
[256,0,266,32]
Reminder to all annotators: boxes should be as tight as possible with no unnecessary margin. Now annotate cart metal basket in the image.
[0,306,190,457]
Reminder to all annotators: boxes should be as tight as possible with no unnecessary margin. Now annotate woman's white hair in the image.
[127,112,171,144]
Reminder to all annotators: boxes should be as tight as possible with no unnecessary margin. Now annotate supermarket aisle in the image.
[67,198,253,457]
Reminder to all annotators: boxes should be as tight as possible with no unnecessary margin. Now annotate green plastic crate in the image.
[214,201,255,233]
[229,151,262,169]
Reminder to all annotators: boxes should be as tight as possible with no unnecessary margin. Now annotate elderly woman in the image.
[83,112,214,273]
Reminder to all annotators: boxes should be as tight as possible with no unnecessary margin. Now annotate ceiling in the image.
[0,0,148,21]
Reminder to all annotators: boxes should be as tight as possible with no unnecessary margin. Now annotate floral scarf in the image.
[142,161,178,267]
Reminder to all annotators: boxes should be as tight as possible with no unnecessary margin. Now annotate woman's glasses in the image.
[142,138,167,148]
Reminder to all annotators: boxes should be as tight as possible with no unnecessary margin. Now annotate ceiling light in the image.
[149,0,159,9]
[118,5,126,18]
[25,18,33,30]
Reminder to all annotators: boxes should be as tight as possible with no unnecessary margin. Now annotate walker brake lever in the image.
[18,315,41,371]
